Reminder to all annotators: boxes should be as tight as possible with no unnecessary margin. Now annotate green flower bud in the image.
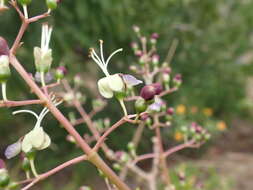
[127,142,135,151]
[0,169,10,188]
[113,163,121,171]
[46,0,57,10]
[21,157,30,171]
[135,98,147,113]
[0,55,11,83]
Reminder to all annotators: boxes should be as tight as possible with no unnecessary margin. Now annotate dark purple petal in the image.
[5,141,21,159]
[122,74,142,86]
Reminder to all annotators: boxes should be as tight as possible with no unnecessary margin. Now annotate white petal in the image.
[29,127,46,149]
[37,133,51,150]
[97,77,114,98]
[21,135,33,153]
[108,74,124,92]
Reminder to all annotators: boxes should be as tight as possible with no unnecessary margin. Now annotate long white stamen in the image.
[46,27,52,50]
[99,40,106,65]
[105,48,123,66]
[41,25,45,49]
[91,53,104,70]
[13,110,39,120]
[92,49,104,66]
[91,54,110,76]
[36,100,63,127]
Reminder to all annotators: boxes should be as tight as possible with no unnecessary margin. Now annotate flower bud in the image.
[166,107,174,115]
[173,74,182,88]
[0,168,9,188]
[132,25,140,33]
[55,66,67,80]
[127,142,135,151]
[131,42,138,50]
[74,74,82,86]
[18,0,32,5]
[140,85,157,100]
[135,98,147,113]
[21,156,30,171]
[0,37,9,56]
[46,0,57,10]
[152,54,159,65]
[0,55,11,83]
[151,33,159,39]
[113,163,121,171]
[152,83,163,95]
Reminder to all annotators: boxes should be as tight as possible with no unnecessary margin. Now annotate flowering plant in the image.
[0,2,225,190]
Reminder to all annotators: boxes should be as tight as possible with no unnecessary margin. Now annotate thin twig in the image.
[0,100,44,107]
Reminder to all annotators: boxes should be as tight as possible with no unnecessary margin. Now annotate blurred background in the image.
[1,0,253,189]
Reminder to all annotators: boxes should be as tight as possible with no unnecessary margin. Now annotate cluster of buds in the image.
[135,83,163,113]
[188,122,211,142]
[0,159,18,189]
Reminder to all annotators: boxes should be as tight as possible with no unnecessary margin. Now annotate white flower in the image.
[13,108,52,153]
[21,126,51,153]
[5,99,62,158]
[34,23,53,73]
[89,40,125,98]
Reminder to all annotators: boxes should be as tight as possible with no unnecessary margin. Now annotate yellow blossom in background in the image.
[176,104,186,115]
[190,106,198,114]
[174,132,184,141]
[203,108,213,117]
[217,121,227,131]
